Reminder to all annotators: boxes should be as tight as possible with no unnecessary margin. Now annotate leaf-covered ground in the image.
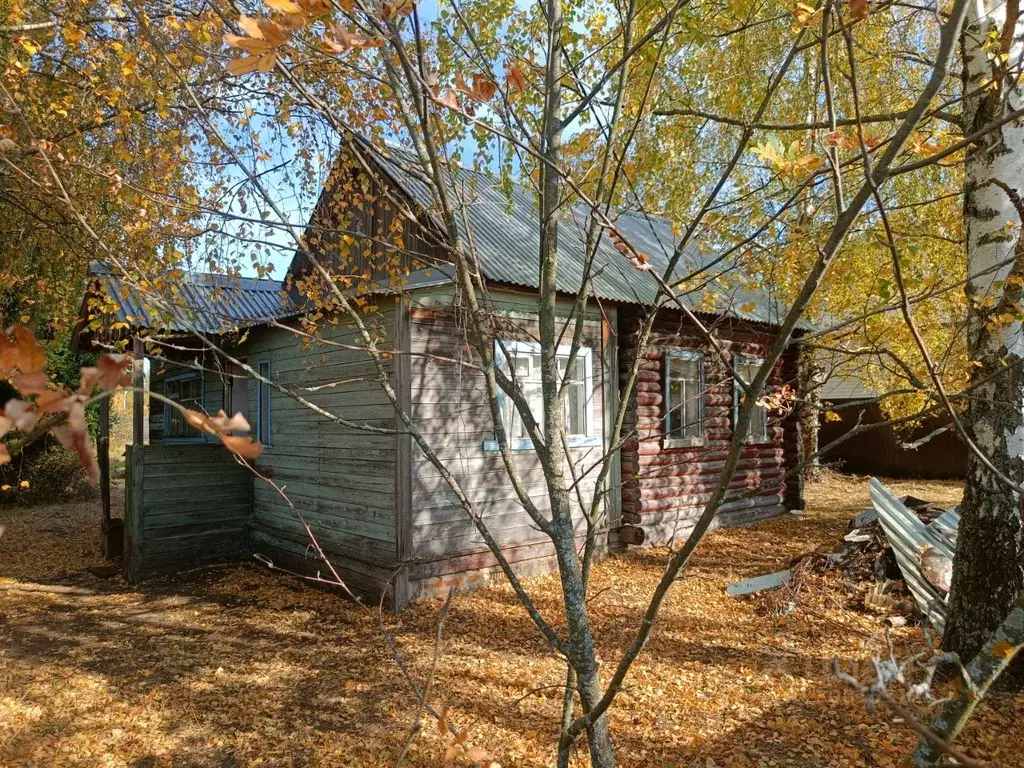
[1,475,1021,767]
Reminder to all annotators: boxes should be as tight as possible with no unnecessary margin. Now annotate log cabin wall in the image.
[400,286,619,601]
[618,309,800,546]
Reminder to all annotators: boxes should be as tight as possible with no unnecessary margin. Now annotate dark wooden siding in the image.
[290,157,447,290]
[140,308,403,604]
[402,287,618,599]
[819,401,966,479]
[124,443,251,582]
[618,309,800,546]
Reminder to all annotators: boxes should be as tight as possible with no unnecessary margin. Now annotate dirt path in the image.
[0,475,1019,767]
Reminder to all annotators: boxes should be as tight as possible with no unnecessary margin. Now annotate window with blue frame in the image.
[733,357,769,443]
[164,372,204,440]
[484,340,599,451]
[664,350,705,444]
[256,360,272,446]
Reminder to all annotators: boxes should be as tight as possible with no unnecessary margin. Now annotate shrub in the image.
[0,435,94,506]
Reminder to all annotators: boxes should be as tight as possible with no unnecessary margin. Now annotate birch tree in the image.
[944,0,1024,663]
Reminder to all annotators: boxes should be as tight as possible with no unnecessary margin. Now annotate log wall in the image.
[618,310,801,546]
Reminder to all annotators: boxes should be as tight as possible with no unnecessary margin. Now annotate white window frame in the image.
[733,356,770,444]
[483,340,601,452]
[663,349,706,448]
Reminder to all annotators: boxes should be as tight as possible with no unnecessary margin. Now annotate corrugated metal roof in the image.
[89,262,295,334]
[369,146,799,328]
[820,374,877,401]
[869,478,956,632]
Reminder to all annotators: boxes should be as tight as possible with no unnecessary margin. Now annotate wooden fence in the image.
[819,402,966,480]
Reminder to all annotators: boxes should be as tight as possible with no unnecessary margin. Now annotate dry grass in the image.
[0,474,1020,768]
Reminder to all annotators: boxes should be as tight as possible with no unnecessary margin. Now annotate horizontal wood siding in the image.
[239,308,401,604]
[618,309,800,546]
[404,288,617,600]
[125,443,251,582]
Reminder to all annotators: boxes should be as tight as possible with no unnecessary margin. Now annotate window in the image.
[483,340,600,451]
[164,372,204,440]
[734,358,769,443]
[664,350,704,444]
[256,360,272,446]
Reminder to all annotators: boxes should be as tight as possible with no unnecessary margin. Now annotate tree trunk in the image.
[537,0,615,761]
[550,501,614,767]
[799,351,825,483]
[944,0,1024,663]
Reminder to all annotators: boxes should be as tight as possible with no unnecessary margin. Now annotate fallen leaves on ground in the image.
[0,473,1020,767]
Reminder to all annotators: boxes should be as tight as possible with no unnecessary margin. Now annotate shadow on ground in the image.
[1,474,1020,767]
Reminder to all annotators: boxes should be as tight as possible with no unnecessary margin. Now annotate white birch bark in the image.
[945,0,1024,661]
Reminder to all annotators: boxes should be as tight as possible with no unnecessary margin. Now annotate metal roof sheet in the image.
[869,478,956,632]
[370,147,799,328]
[89,262,295,334]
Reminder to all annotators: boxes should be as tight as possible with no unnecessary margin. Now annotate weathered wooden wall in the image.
[124,443,252,583]
[239,308,402,604]
[618,310,800,546]
[140,308,403,604]
[401,287,619,600]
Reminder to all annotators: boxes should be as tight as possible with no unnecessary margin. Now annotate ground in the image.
[0,475,1020,768]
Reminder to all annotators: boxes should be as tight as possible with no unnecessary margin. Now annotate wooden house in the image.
[79,149,805,609]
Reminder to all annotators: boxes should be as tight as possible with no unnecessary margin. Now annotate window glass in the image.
[735,360,769,442]
[501,344,590,440]
[563,357,586,437]
[257,360,272,445]
[165,374,203,439]
[666,353,703,440]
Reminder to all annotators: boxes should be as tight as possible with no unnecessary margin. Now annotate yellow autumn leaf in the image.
[238,15,265,39]
[224,34,276,55]
[265,0,301,12]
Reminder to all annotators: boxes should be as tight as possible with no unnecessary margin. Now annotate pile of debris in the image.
[726,479,960,631]
[816,479,959,629]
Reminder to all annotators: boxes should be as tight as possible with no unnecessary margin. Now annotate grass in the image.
[0,473,1019,767]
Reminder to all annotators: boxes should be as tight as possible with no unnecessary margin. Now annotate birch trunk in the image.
[538,0,614,762]
[944,0,1024,663]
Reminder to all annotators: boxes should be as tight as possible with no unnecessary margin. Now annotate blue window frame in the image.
[163,370,205,442]
[256,359,272,447]
[664,350,705,446]
[733,356,770,443]
[483,340,601,452]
